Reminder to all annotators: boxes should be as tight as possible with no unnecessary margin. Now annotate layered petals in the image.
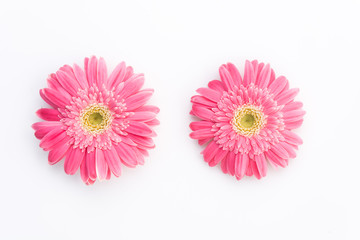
[190,60,304,180]
[33,56,159,184]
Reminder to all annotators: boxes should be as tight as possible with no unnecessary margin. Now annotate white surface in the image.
[1,0,359,239]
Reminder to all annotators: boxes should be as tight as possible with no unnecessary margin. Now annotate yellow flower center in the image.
[232,105,266,137]
[80,104,113,135]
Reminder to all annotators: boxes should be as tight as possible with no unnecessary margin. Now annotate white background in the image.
[1,0,359,239]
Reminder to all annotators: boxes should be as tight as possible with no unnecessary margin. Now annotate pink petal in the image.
[282,101,303,112]
[39,128,67,151]
[234,154,249,180]
[209,149,228,167]
[125,89,153,111]
[219,64,236,91]
[196,88,222,102]
[47,74,72,99]
[95,148,108,181]
[48,137,71,165]
[243,60,255,86]
[282,130,303,145]
[285,119,303,129]
[276,88,299,106]
[145,118,160,126]
[96,57,107,86]
[226,152,236,176]
[32,121,63,140]
[225,63,242,85]
[191,105,214,121]
[128,111,157,122]
[279,142,297,159]
[191,95,217,107]
[268,76,288,97]
[107,62,126,89]
[36,108,60,121]
[73,63,89,89]
[208,80,225,92]
[42,88,69,108]
[117,74,144,98]
[126,121,153,137]
[202,141,220,163]
[80,155,89,184]
[86,56,98,86]
[254,154,267,177]
[128,134,155,149]
[258,64,271,89]
[115,142,138,167]
[189,121,213,131]
[190,129,214,140]
[56,70,80,96]
[250,160,261,179]
[271,143,289,159]
[64,147,85,175]
[104,146,122,177]
[86,151,97,180]
[39,89,58,109]
[265,150,288,167]
[136,105,160,114]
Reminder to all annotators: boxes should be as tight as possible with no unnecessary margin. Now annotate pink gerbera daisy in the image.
[190,60,304,179]
[33,56,159,185]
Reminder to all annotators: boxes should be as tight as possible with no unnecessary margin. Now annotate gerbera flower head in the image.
[190,60,304,179]
[33,56,159,185]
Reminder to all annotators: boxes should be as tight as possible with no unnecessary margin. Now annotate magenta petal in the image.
[250,160,261,179]
[86,151,97,180]
[136,105,160,114]
[73,63,89,89]
[190,129,214,140]
[202,141,219,163]
[191,105,214,121]
[104,146,122,177]
[268,76,288,97]
[115,143,137,167]
[36,108,60,121]
[258,64,271,89]
[117,74,144,98]
[107,62,126,89]
[208,80,225,92]
[42,88,69,108]
[254,154,267,177]
[86,56,98,86]
[39,128,67,151]
[56,70,79,96]
[80,155,89,184]
[128,111,157,122]
[225,63,242,85]
[191,95,217,107]
[243,60,255,86]
[96,57,107,86]
[126,121,153,137]
[234,154,249,180]
[48,137,71,165]
[282,130,303,145]
[189,121,213,131]
[32,121,62,140]
[125,90,153,111]
[196,88,222,102]
[95,148,108,181]
[64,148,85,175]
[128,134,155,149]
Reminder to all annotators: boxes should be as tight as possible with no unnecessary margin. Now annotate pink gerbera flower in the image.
[33,56,159,185]
[190,60,304,179]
